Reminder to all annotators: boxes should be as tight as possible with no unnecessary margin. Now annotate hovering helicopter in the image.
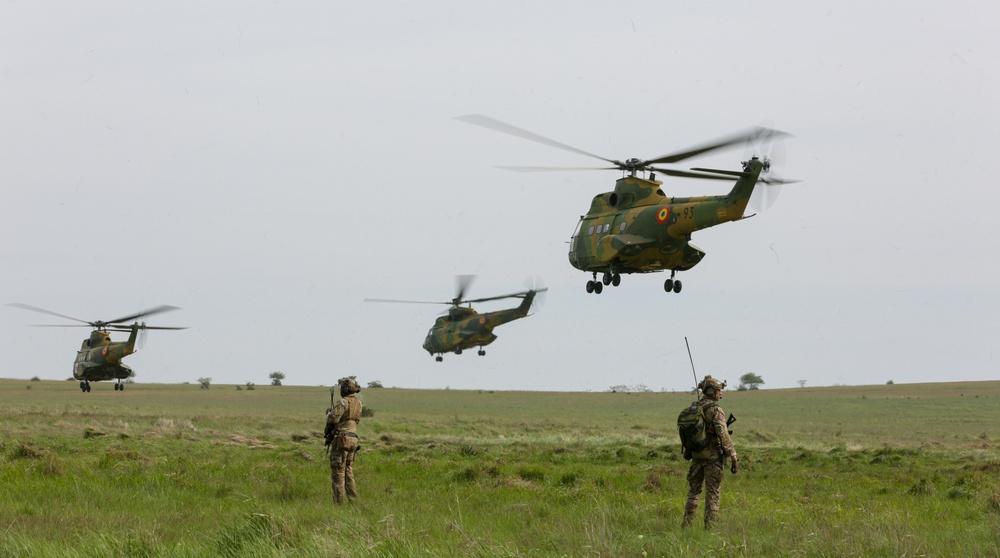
[365,276,546,362]
[456,115,798,294]
[8,303,186,392]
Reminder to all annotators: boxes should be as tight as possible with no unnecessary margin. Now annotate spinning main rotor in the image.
[455,114,794,184]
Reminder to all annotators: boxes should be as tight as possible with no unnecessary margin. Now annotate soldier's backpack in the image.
[677,401,712,452]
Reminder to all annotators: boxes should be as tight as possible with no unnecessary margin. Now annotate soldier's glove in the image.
[730,456,739,475]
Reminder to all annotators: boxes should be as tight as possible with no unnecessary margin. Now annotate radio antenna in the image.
[685,336,699,392]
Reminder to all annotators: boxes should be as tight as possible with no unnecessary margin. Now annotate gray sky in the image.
[2,1,998,392]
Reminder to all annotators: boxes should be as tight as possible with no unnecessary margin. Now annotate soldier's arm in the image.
[332,399,347,424]
[713,408,737,459]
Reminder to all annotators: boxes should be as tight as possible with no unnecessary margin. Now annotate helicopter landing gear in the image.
[664,271,683,294]
[478,348,486,356]
[601,272,621,287]
[586,273,604,294]
[80,381,91,393]
[114,382,124,391]
[455,348,463,355]
[435,355,443,362]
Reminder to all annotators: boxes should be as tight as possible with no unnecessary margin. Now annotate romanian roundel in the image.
[478,316,487,325]
[655,207,671,224]
[101,346,109,356]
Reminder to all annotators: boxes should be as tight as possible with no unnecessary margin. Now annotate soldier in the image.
[682,375,738,529]
[325,377,362,504]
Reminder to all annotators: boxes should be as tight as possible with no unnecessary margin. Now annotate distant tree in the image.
[269,371,285,386]
[886,379,895,385]
[738,373,765,391]
[797,380,807,388]
[30,376,40,382]
[198,377,212,390]
[235,385,243,391]
[367,380,384,389]
[245,381,255,391]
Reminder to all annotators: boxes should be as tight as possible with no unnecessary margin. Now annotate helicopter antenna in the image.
[685,336,699,393]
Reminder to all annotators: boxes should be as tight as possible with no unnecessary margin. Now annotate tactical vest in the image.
[336,396,362,427]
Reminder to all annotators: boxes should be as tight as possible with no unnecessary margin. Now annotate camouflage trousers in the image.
[330,434,359,504]
[683,458,725,529]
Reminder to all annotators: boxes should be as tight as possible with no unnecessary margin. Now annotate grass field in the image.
[2,378,999,557]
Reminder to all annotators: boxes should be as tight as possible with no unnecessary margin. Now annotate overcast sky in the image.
[2,1,998,392]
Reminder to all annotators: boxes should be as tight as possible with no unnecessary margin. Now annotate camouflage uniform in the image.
[327,379,362,504]
[683,376,737,529]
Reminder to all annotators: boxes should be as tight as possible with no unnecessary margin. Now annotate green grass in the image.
[1,379,999,556]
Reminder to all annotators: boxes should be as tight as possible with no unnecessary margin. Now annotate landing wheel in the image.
[79,381,86,391]
[478,349,485,356]
[602,272,612,286]
[120,383,124,391]
[611,273,621,287]
[673,280,683,293]
[85,383,91,393]
[114,383,119,391]
[664,279,674,292]
[593,281,603,294]
[435,355,443,362]
[455,348,463,355]
[586,281,595,294]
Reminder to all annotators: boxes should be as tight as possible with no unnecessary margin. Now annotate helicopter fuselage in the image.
[569,158,764,276]
[72,325,139,381]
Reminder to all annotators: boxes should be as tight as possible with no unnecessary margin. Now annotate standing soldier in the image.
[325,377,362,504]
[682,375,738,529]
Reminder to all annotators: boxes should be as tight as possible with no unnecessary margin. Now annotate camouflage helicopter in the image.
[457,115,797,294]
[365,276,546,362]
[8,303,186,392]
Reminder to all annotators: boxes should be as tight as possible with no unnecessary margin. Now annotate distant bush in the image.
[30,376,40,382]
[607,384,652,393]
[246,382,255,391]
[269,371,285,386]
[887,379,895,385]
[367,380,384,389]
[198,378,211,390]
[361,406,375,418]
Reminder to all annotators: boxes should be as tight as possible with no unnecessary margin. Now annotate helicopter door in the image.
[569,218,597,268]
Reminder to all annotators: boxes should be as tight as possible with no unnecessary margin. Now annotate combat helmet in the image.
[698,375,727,395]
[339,377,361,397]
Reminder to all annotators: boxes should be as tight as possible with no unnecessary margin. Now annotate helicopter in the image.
[8,303,186,392]
[456,115,797,294]
[365,276,546,362]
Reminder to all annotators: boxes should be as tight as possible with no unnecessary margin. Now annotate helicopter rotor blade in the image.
[454,275,476,305]
[105,305,180,326]
[7,303,92,325]
[456,114,618,166]
[641,127,789,166]
[495,165,620,173]
[363,298,451,306]
[464,286,549,305]
[109,325,188,331]
[648,166,738,181]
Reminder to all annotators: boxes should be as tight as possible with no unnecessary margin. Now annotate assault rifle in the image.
[727,413,737,436]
